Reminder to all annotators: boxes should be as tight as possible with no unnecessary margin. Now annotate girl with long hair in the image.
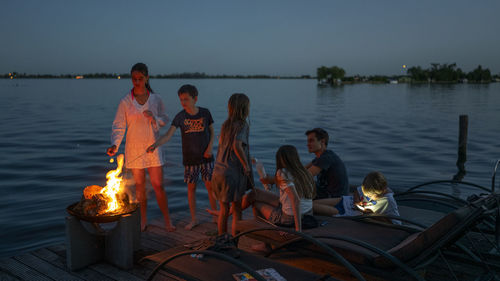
[212,93,253,235]
[254,145,316,231]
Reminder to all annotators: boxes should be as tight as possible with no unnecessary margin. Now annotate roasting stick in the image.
[127,152,148,165]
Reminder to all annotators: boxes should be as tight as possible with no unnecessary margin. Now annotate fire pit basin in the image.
[66,202,139,223]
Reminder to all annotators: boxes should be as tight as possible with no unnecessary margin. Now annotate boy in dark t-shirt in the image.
[147,84,216,230]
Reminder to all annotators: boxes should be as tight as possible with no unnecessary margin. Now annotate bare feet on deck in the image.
[165,223,176,232]
[184,220,199,230]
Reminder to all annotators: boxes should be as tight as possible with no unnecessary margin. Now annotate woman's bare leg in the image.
[131,168,148,231]
[148,166,176,231]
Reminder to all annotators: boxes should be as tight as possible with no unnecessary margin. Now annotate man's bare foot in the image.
[184,220,199,230]
[166,223,176,232]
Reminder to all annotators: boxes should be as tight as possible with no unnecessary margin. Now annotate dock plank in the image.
[89,263,143,281]
[0,270,21,281]
[14,253,84,281]
[32,248,114,281]
[0,257,53,281]
[5,206,499,281]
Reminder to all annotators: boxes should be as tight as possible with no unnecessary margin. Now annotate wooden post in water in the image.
[453,115,468,181]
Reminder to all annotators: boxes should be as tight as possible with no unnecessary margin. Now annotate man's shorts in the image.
[184,162,214,184]
[334,197,346,215]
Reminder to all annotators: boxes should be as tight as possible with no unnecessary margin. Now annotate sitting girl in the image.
[254,145,316,232]
[208,145,316,232]
[313,171,400,224]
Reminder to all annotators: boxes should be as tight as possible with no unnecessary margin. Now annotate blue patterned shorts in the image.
[184,162,214,183]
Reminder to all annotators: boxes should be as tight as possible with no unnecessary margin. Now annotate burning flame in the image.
[82,154,125,215]
[101,154,124,213]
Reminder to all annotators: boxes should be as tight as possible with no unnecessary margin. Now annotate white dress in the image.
[111,91,169,169]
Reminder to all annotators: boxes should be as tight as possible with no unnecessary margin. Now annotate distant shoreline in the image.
[2,73,498,84]
[1,73,312,80]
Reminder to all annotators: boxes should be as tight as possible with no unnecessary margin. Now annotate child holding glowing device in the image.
[313,171,400,224]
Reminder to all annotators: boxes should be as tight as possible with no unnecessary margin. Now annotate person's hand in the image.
[353,203,364,211]
[260,175,272,185]
[243,165,251,176]
[362,208,373,214]
[143,110,156,123]
[203,149,212,159]
[146,144,156,153]
[107,145,117,156]
[353,192,363,205]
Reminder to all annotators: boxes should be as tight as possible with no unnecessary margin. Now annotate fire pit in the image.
[66,201,138,224]
[65,154,140,270]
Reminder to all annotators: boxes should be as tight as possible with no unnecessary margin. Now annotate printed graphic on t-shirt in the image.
[184,118,205,133]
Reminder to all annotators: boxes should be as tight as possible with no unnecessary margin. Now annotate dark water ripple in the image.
[1,79,499,257]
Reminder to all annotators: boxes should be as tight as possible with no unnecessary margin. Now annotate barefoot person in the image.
[148,84,217,230]
[211,93,253,236]
[208,145,316,233]
[107,62,175,232]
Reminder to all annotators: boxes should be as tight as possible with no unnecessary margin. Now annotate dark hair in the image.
[178,84,198,98]
[130,62,154,93]
[362,171,387,196]
[220,93,250,148]
[276,145,316,199]
[305,128,329,147]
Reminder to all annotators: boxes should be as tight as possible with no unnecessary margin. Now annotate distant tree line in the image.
[316,64,498,85]
[1,72,312,80]
[406,63,492,83]
[317,66,346,84]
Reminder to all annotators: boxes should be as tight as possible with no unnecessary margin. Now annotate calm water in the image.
[1,79,499,257]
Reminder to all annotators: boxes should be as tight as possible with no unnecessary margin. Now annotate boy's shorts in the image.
[184,162,214,184]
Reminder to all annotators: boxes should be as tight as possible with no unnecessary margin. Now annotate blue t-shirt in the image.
[172,107,214,166]
[311,149,349,199]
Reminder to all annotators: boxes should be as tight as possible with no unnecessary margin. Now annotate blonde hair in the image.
[361,171,387,196]
[220,93,250,147]
[276,145,316,199]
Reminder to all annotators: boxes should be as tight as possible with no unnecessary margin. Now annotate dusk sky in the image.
[2,0,499,76]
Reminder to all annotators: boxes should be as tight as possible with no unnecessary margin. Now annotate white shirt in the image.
[111,91,169,169]
[276,168,313,216]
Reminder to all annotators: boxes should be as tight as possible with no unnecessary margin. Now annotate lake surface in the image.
[1,79,499,257]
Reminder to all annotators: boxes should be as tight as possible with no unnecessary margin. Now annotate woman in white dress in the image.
[106,63,175,232]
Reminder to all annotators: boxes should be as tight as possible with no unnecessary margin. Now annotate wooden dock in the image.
[1,207,498,281]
